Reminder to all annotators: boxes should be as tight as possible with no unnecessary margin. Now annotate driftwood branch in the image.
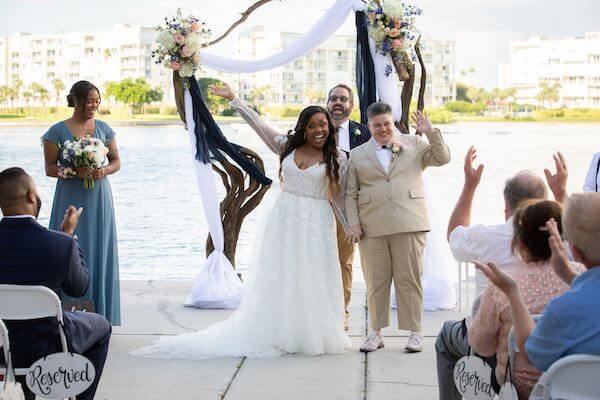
[207,0,280,47]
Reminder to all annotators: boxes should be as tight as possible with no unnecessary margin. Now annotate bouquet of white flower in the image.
[58,136,110,190]
[152,9,211,78]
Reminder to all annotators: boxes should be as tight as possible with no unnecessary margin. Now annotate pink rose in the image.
[392,39,403,49]
[192,53,201,64]
[389,28,401,38]
[368,12,376,20]
[181,46,193,57]
[174,33,186,45]
[394,19,402,29]
[191,22,200,32]
[170,61,181,71]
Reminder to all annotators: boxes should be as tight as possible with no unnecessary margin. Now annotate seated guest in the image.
[469,200,583,399]
[475,193,600,397]
[0,167,111,400]
[436,149,567,400]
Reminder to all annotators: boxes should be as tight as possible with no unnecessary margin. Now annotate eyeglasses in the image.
[328,95,350,103]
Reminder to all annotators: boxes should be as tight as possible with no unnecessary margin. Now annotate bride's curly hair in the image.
[279,106,341,199]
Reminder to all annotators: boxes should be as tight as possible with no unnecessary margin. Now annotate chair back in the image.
[0,318,16,384]
[544,354,600,400]
[0,285,64,323]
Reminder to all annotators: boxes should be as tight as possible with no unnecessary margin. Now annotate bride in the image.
[133,85,351,359]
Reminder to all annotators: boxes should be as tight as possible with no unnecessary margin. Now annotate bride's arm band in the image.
[229,97,287,155]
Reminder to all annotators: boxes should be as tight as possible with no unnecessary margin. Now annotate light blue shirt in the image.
[525,266,600,371]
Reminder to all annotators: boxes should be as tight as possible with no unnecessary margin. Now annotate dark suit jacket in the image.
[348,120,371,150]
[0,216,89,367]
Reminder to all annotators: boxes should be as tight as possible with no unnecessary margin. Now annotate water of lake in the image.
[0,121,597,280]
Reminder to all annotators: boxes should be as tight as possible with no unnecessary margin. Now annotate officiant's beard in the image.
[329,106,351,121]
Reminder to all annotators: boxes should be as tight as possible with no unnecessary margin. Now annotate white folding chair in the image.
[457,261,476,311]
[0,285,73,400]
[542,354,600,400]
[0,318,17,386]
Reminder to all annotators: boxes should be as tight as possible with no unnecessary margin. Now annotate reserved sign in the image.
[26,353,95,399]
[453,356,497,400]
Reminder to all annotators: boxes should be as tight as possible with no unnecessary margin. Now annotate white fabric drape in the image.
[198,0,365,73]
[183,88,243,309]
[368,37,403,122]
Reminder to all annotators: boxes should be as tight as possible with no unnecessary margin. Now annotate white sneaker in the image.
[360,331,384,352]
[405,332,423,353]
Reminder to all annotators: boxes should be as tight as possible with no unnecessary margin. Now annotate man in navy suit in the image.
[326,84,371,329]
[0,167,111,400]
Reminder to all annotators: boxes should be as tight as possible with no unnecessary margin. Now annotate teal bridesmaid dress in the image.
[42,120,121,325]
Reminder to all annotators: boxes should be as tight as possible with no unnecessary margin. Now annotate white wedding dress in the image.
[132,151,351,359]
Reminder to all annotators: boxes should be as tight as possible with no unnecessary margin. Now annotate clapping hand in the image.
[544,152,568,203]
[464,146,484,189]
[546,218,578,284]
[60,205,83,236]
[346,224,363,243]
[410,110,434,135]
[474,261,518,296]
[208,83,235,101]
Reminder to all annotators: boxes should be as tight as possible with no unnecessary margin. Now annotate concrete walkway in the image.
[96,280,469,400]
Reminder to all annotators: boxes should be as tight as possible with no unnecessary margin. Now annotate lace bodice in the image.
[281,151,329,200]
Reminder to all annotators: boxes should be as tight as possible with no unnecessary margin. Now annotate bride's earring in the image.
[303,132,306,140]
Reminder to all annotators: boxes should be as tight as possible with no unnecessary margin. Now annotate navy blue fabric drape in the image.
[355,11,377,125]
[187,77,272,185]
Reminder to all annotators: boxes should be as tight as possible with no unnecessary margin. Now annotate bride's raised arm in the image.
[208,84,287,155]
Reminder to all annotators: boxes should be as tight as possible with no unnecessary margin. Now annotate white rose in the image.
[178,62,195,78]
[157,30,176,50]
[75,149,83,157]
[184,34,201,53]
[369,27,386,42]
[383,0,405,19]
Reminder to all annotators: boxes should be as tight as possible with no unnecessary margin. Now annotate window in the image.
[47,50,55,57]
[85,48,94,57]
[589,55,600,64]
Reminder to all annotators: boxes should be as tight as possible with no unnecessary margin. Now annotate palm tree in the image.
[0,85,10,110]
[22,91,33,113]
[52,79,65,114]
[11,77,23,110]
[39,87,50,117]
[249,85,272,113]
[536,82,561,109]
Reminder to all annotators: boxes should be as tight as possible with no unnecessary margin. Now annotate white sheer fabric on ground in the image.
[183,89,242,309]
[132,154,351,359]
[198,0,364,73]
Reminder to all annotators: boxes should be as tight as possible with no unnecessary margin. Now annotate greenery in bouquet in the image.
[365,0,421,79]
[152,9,211,79]
[58,136,110,190]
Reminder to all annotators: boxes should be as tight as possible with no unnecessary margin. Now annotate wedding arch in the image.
[159,0,428,309]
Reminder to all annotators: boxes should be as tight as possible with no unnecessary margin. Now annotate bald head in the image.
[0,167,40,217]
[503,171,548,213]
[563,193,600,264]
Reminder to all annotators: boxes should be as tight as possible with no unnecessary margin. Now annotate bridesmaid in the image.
[42,80,121,325]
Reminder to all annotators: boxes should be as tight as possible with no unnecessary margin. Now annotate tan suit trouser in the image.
[359,232,426,332]
[336,218,355,314]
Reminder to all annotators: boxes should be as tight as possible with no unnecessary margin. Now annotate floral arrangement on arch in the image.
[365,0,422,80]
[153,9,211,78]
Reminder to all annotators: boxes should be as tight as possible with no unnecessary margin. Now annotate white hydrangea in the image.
[157,30,176,50]
[383,0,405,19]
[369,27,387,42]
[179,62,195,78]
[184,34,201,53]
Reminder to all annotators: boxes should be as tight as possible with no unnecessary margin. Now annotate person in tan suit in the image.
[345,102,450,353]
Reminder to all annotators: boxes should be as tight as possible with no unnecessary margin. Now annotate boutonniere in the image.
[391,141,402,158]
[354,128,362,137]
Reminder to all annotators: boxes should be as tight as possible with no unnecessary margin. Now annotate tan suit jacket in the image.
[345,129,450,238]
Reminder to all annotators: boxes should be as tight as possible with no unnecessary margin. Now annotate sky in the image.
[1,0,599,88]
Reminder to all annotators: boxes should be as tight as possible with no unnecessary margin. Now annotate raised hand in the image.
[208,83,235,101]
[60,205,84,236]
[546,218,578,285]
[544,152,568,203]
[410,110,434,135]
[474,261,518,296]
[464,146,484,189]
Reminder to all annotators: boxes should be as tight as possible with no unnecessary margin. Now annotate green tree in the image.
[0,85,10,109]
[303,88,326,103]
[52,78,65,113]
[456,83,470,102]
[11,77,23,110]
[249,85,272,113]
[22,91,33,112]
[197,77,229,114]
[466,86,492,104]
[108,78,163,116]
[536,82,561,109]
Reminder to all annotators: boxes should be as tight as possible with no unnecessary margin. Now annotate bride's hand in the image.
[346,224,363,243]
[208,84,235,101]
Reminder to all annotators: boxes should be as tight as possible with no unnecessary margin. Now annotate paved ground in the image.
[96,280,470,400]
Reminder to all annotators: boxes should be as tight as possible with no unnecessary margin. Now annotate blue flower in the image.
[381,40,392,53]
[384,64,393,77]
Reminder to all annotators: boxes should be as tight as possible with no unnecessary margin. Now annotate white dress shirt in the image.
[449,218,519,295]
[583,152,600,192]
[337,120,351,153]
[372,139,392,172]
[1,214,35,220]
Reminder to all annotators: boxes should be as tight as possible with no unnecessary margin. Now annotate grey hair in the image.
[563,193,600,260]
[366,101,393,121]
[503,171,548,211]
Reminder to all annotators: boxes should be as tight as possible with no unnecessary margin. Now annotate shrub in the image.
[426,108,454,124]
[221,108,236,117]
[160,106,179,115]
[444,100,473,113]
